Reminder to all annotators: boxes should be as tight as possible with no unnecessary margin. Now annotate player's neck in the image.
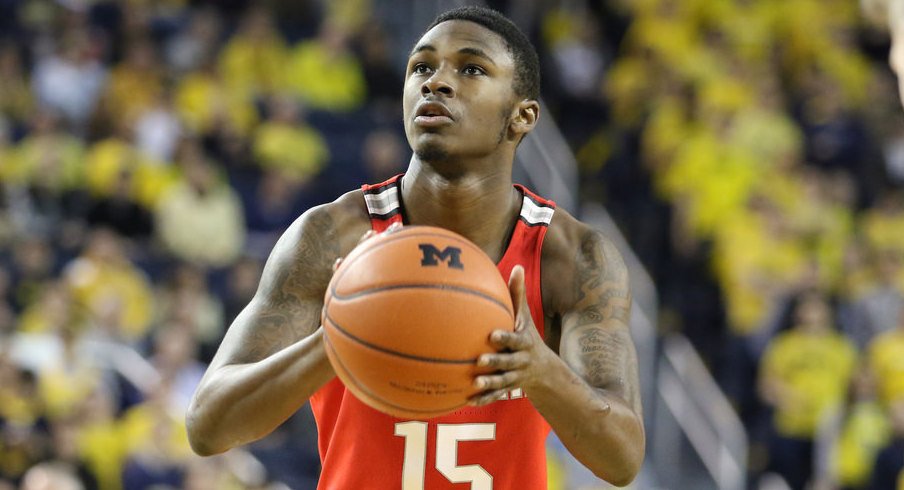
[401,160,521,262]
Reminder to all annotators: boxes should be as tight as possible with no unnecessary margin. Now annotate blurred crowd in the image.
[0,0,432,489]
[585,0,904,488]
[0,0,903,489]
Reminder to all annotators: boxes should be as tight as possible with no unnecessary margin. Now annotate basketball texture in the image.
[321,225,515,419]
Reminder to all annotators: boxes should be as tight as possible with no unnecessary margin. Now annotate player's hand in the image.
[469,265,556,406]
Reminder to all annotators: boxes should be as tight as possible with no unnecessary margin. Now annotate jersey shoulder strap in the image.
[361,174,404,232]
[514,184,556,226]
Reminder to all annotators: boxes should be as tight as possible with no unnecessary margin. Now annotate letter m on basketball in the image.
[418,244,464,269]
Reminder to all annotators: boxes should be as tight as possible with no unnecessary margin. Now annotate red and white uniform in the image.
[310,174,557,489]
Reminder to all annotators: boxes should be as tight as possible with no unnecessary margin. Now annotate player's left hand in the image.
[469,265,556,406]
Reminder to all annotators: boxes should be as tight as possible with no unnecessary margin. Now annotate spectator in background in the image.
[63,228,154,344]
[758,291,857,489]
[869,399,904,490]
[862,190,904,258]
[0,267,14,337]
[221,257,261,326]
[99,36,164,130]
[355,23,404,120]
[165,6,223,76]
[16,281,76,336]
[8,237,57,314]
[846,249,904,350]
[83,117,179,212]
[175,55,259,140]
[85,168,154,246]
[148,324,205,415]
[285,21,367,112]
[19,461,84,490]
[33,319,104,423]
[830,366,890,489]
[541,7,610,147]
[252,95,330,182]
[218,6,288,101]
[0,358,47,485]
[46,417,99,490]
[73,384,129,490]
[155,149,245,269]
[0,42,34,129]
[31,29,107,130]
[867,309,904,408]
[243,169,308,257]
[120,382,194,490]
[132,87,182,165]
[5,111,87,239]
[154,264,224,364]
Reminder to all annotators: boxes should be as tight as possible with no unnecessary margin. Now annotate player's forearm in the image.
[529,355,645,487]
[186,329,334,456]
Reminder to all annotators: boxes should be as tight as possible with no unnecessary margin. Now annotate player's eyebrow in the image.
[458,47,497,66]
[409,44,498,66]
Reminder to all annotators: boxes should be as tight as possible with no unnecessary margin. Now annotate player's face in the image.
[403,20,519,163]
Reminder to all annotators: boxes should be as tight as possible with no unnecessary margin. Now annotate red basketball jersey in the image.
[310,174,557,489]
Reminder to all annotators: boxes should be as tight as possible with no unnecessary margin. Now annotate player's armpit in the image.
[559,230,642,418]
[220,207,340,366]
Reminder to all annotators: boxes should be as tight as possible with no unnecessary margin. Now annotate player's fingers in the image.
[477,351,529,370]
[474,371,519,392]
[488,329,531,351]
[507,265,530,331]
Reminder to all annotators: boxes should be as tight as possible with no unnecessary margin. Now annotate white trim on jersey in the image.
[519,197,554,225]
[364,185,400,216]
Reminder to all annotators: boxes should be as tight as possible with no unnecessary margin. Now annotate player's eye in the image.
[411,63,433,75]
[462,65,486,76]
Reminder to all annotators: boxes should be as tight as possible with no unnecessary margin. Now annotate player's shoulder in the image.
[288,188,372,257]
[541,208,626,310]
[543,208,616,263]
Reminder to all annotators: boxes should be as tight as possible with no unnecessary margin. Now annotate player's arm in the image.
[186,201,357,456]
[471,224,644,486]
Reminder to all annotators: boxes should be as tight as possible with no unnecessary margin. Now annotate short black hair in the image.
[426,6,540,100]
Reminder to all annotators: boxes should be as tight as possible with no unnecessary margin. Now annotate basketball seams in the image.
[324,310,483,364]
[323,331,466,417]
[331,283,513,318]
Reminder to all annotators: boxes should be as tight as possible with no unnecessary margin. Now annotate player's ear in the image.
[509,99,539,140]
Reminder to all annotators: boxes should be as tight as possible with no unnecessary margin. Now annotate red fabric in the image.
[311,176,557,489]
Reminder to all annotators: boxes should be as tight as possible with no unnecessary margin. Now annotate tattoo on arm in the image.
[568,231,641,414]
[232,210,340,363]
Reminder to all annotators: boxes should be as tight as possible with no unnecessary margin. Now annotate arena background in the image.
[0,0,901,489]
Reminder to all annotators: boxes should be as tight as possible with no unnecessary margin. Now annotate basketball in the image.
[321,225,515,419]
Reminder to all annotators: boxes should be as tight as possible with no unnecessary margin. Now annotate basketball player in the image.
[863,0,904,105]
[186,6,645,488]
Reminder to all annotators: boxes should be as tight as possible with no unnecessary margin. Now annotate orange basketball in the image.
[321,225,515,419]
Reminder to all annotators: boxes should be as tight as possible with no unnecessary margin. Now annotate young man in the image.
[186,6,645,488]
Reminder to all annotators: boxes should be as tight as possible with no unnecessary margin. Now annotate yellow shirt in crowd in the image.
[868,329,904,406]
[761,329,857,438]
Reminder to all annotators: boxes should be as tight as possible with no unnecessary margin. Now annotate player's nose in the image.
[421,71,454,97]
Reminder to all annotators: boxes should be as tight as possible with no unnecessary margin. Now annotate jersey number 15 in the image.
[395,421,496,490]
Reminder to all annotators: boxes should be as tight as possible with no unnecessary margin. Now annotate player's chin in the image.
[413,139,452,163]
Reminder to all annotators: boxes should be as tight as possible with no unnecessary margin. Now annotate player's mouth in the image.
[414,101,454,127]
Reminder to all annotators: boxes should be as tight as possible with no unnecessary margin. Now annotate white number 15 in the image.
[394,421,496,490]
